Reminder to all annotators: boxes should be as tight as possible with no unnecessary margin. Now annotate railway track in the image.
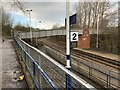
[72,49,120,67]
[72,50,120,70]
[42,39,120,70]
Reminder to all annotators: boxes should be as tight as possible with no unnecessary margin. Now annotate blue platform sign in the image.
[65,13,77,26]
[70,14,76,25]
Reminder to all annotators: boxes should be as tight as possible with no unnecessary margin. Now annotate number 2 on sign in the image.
[71,32,78,41]
[72,33,77,40]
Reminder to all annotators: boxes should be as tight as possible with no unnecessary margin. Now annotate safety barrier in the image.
[43,42,120,89]
[14,36,96,90]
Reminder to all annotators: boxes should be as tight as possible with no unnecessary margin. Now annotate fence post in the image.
[78,61,80,72]
[108,70,111,87]
[89,67,92,77]
[89,62,92,77]
[66,69,72,90]
[107,73,109,87]
[38,54,42,89]
[33,62,36,75]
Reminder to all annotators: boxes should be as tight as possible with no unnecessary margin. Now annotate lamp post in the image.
[26,9,32,44]
[96,3,100,49]
[35,21,41,45]
[96,14,99,48]
[39,21,41,29]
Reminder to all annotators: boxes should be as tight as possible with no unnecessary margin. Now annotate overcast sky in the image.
[21,2,76,29]
[1,0,119,29]
[2,1,77,29]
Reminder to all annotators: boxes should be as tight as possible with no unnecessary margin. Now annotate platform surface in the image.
[2,39,27,89]
[74,48,119,61]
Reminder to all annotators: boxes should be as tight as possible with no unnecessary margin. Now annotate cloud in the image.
[1,1,76,29]
[20,2,70,29]
[22,2,66,22]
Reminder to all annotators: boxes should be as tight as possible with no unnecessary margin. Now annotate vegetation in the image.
[90,28,119,54]
[76,2,119,54]
[14,24,30,32]
[2,9,13,36]
[1,0,25,36]
[52,24,62,29]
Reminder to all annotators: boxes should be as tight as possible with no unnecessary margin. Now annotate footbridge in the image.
[15,29,101,39]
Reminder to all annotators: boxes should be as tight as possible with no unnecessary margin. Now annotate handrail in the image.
[14,36,58,89]
[14,36,96,89]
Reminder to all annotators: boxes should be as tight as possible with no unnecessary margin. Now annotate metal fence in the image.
[44,45,120,89]
[14,36,96,90]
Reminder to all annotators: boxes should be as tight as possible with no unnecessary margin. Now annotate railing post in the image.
[78,61,80,72]
[66,71,72,90]
[18,43,22,61]
[108,70,111,87]
[89,67,91,77]
[107,73,109,87]
[89,62,92,77]
[24,45,26,62]
[107,70,111,87]
[27,47,30,68]
[33,62,36,75]
[38,54,42,89]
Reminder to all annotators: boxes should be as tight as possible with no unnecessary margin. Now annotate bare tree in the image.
[76,2,111,29]
[1,0,25,36]
[87,3,92,28]
[52,24,61,29]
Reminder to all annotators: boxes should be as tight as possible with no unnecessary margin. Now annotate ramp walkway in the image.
[2,39,27,89]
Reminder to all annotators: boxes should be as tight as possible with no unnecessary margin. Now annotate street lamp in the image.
[96,14,99,48]
[96,2,100,49]
[39,21,41,29]
[26,9,32,43]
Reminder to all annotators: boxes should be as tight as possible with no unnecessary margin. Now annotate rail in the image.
[14,36,96,90]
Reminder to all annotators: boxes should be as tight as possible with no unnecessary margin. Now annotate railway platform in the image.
[2,39,27,89]
[74,48,119,61]
[43,37,119,62]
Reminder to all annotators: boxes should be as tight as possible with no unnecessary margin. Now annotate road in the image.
[1,38,27,89]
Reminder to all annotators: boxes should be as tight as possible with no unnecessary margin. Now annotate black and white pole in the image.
[66,0,71,90]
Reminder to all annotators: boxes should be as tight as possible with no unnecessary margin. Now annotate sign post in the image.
[66,1,77,89]
[66,0,71,69]
[66,0,71,90]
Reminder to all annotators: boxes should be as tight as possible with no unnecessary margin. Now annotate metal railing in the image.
[14,36,96,90]
[44,45,120,89]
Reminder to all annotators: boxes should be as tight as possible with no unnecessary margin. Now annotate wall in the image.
[77,29,90,49]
